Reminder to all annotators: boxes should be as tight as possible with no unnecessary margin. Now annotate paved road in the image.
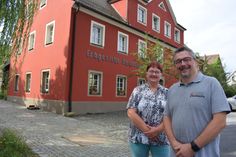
[0,100,130,157]
[221,112,236,157]
[0,100,235,157]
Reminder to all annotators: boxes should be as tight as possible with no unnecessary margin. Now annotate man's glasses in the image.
[174,57,193,65]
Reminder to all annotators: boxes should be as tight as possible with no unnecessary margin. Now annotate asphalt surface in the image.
[0,100,235,157]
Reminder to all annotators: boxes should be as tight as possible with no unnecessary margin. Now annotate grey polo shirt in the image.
[165,72,230,157]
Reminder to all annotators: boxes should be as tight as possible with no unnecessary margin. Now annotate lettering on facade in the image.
[86,50,138,68]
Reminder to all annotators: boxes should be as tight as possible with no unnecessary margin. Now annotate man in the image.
[164,47,231,157]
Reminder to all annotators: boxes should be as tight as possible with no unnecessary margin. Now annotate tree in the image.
[0,0,38,67]
[132,39,176,78]
[196,54,236,97]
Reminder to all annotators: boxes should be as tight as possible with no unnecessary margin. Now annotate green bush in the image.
[0,90,7,100]
[224,85,236,97]
[0,128,38,157]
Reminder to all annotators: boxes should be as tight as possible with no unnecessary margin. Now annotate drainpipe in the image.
[68,3,79,112]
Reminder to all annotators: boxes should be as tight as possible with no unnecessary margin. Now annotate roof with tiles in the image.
[74,0,126,23]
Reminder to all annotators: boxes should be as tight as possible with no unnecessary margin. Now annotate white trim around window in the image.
[88,70,103,96]
[152,13,160,33]
[28,31,36,51]
[117,31,129,54]
[138,78,146,86]
[138,39,147,58]
[40,0,47,9]
[116,75,127,97]
[41,69,50,94]
[45,21,55,45]
[14,74,20,92]
[174,28,180,43]
[90,21,105,47]
[164,21,171,38]
[25,72,32,93]
[137,4,147,26]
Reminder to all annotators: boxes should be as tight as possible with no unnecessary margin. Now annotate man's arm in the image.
[175,112,227,157]
[194,112,227,148]
[163,116,182,151]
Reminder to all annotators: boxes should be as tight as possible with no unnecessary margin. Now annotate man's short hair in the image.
[174,46,196,59]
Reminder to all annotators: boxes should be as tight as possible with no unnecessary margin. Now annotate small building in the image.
[227,71,236,86]
[7,0,185,114]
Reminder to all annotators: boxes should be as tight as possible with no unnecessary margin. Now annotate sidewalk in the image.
[0,100,130,157]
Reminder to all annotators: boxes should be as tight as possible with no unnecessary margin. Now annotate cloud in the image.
[170,0,236,72]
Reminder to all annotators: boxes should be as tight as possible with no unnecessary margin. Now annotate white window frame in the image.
[174,28,180,43]
[138,39,147,58]
[88,70,103,96]
[138,78,146,86]
[28,31,36,51]
[137,4,147,25]
[90,21,105,47]
[14,74,20,92]
[159,2,166,11]
[117,31,129,54]
[164,21,171,38]
[40,0,47,9]
[41,70,50,94]
[45,21,55,45]
[156,48,164,64]
[25,72,31,93]
[116,75,127,97]
[152,13,160,32]
[17,38,23,55]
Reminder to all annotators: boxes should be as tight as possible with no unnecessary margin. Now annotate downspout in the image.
[68,3,79,112]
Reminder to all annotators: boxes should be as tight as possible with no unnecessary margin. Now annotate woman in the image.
[127,61,170,157]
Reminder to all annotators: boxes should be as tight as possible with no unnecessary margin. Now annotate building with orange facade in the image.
[7,0,186,114]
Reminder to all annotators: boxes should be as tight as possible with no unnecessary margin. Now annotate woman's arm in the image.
[127,108,150,132]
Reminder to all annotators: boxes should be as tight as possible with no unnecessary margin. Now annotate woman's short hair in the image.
[146,61,163,72]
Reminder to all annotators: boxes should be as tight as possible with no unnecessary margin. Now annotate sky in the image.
[170,0,236,73]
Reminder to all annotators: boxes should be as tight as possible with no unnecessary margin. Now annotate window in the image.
[138,39,147,58]
[45,21,55,45]
[90,21,105,47]
[156,48,164,64]
[159,2,166,11]
[174,28,180,43]
[164,21,171,38]
[41,70,50,93]
[25,73,31,92]
[116,75,127,96]
[17,38,23,55]
[117,31,129,54]
[40,0,47,9]
[14,74,20,92]
[88,71,102,96]
[138,78,145,86]
[152,14,160,32]
[28,31,35,51]
[137,4,147,25]
[25,0,34,19]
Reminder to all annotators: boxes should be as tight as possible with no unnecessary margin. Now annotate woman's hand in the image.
[144,125,161,140]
